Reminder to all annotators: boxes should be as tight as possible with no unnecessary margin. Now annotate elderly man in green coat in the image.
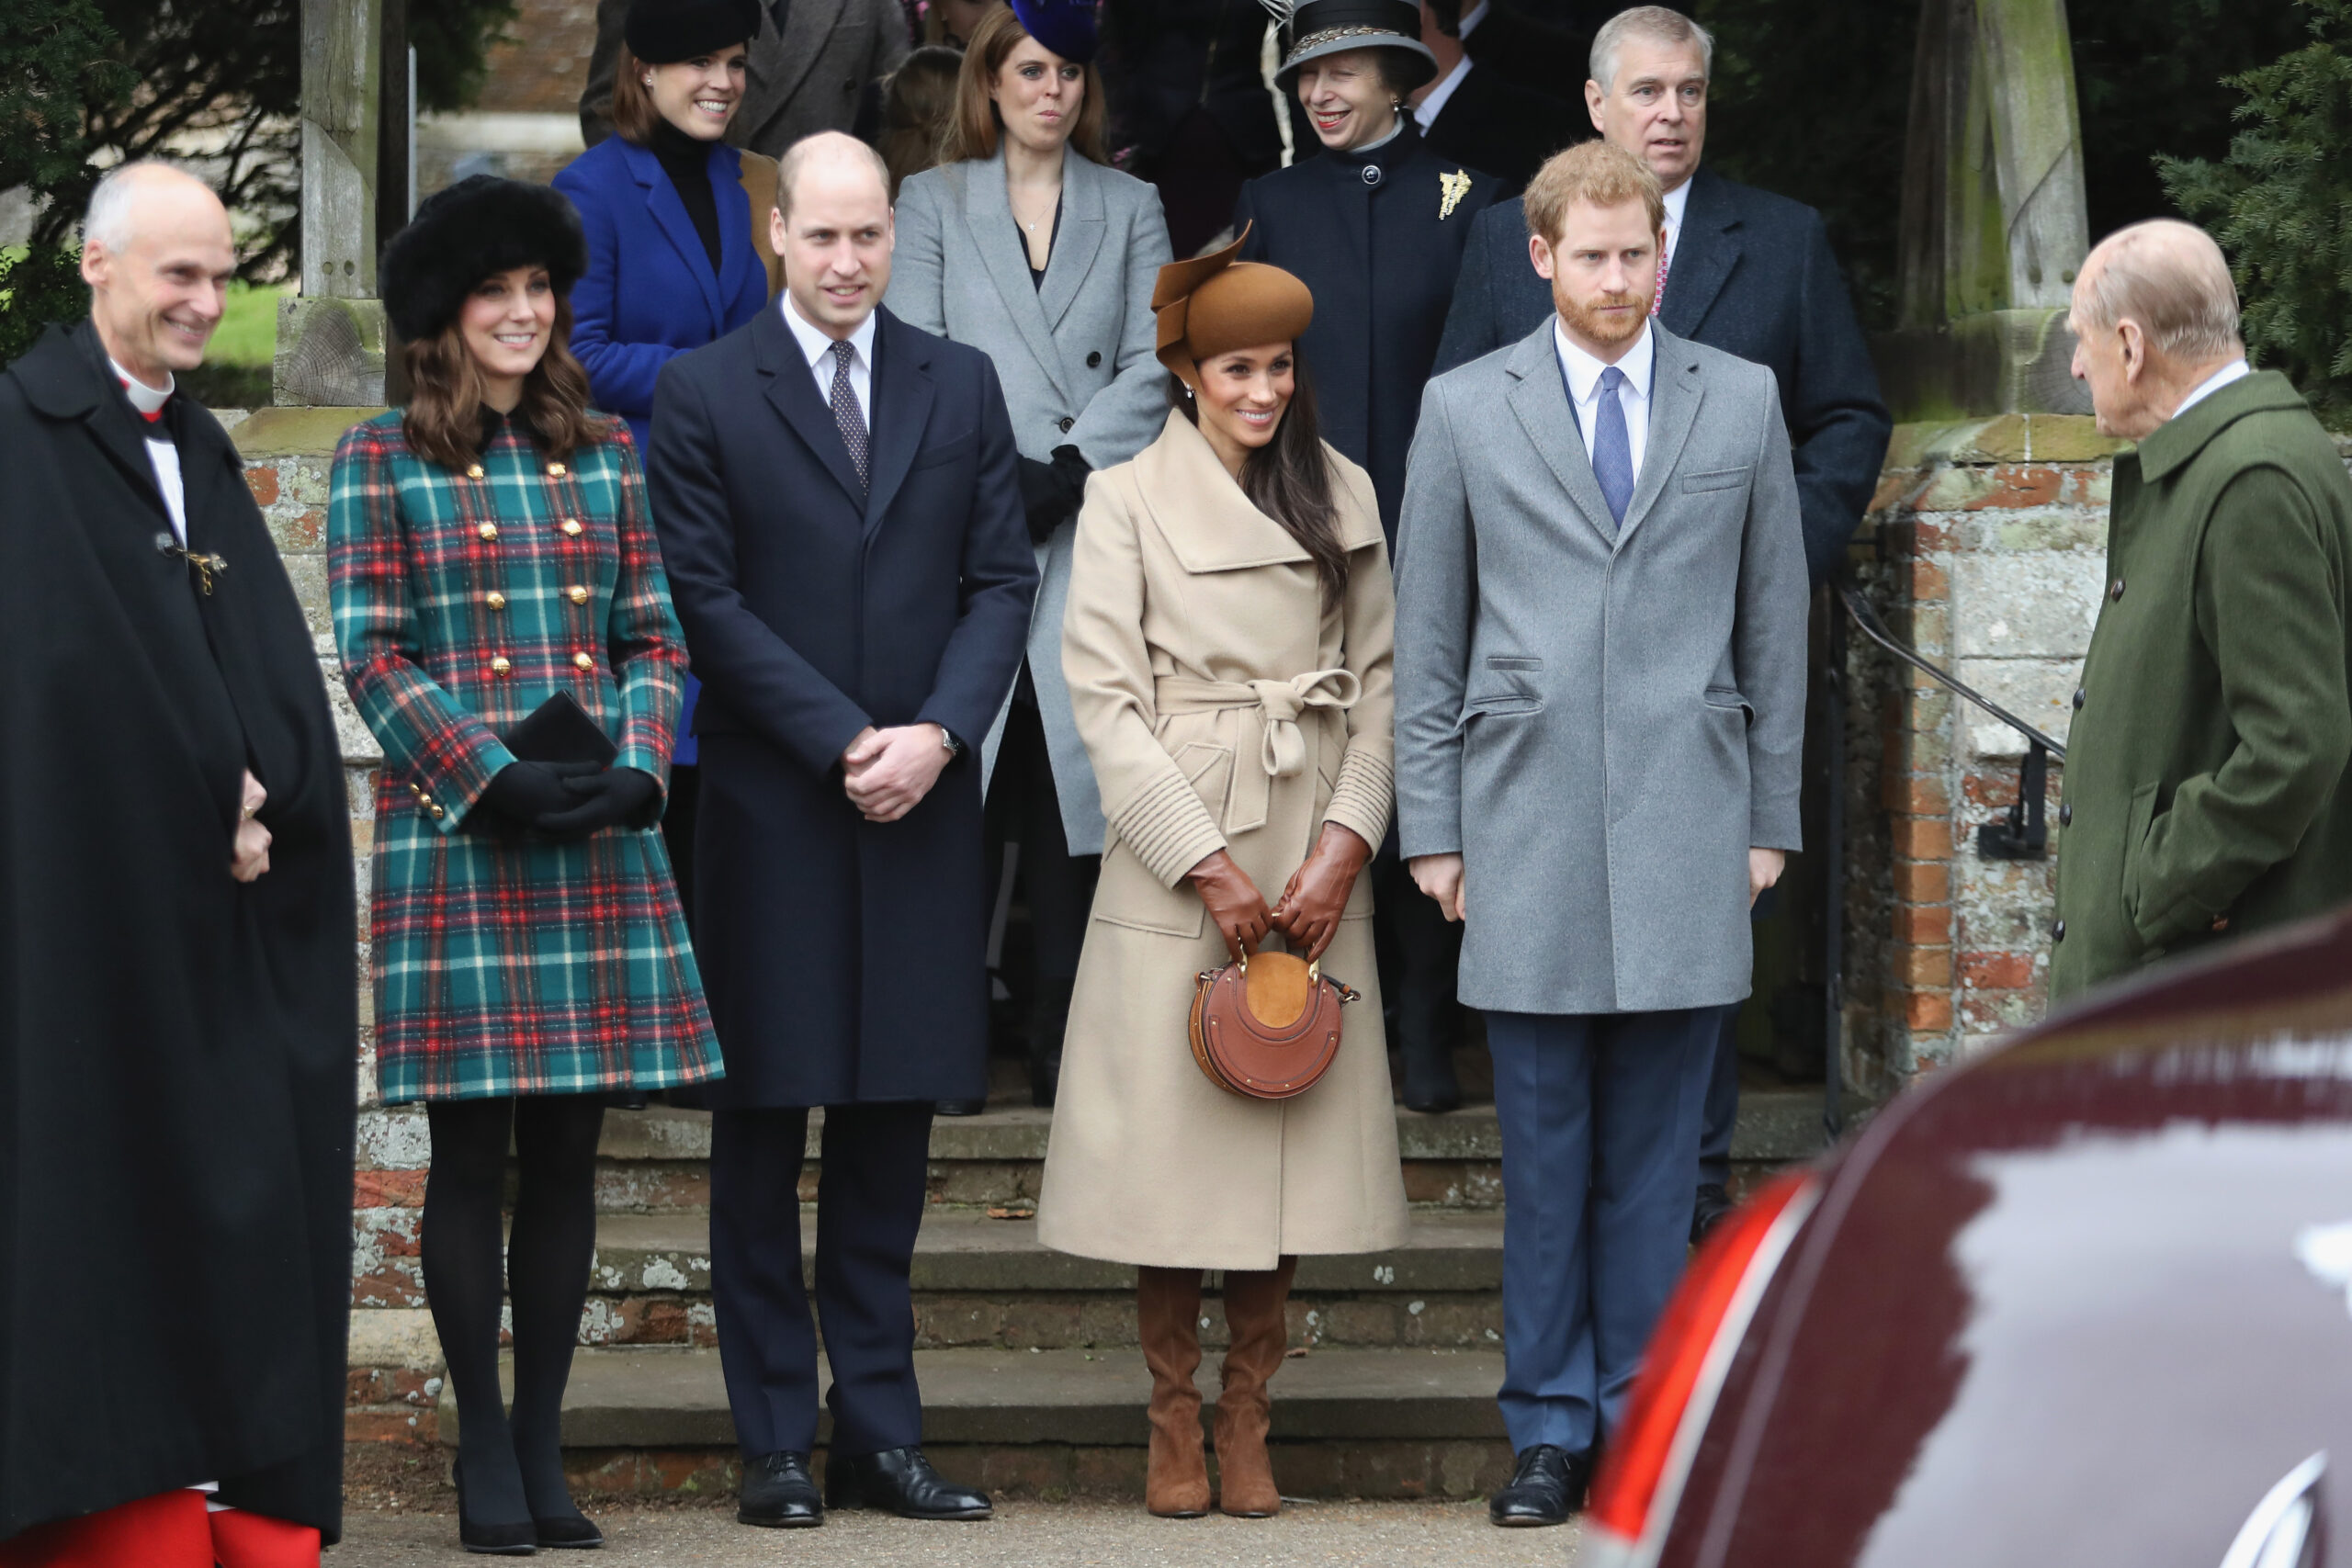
[2052,219,2352,999]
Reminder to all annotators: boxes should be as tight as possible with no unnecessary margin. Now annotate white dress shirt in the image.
[2171,357,2252,419]
[780,294,876,434]
[108,355,187,544]
[1411,2,1489,131]
[1554,318,1655,479]
[1660,178,1692,271]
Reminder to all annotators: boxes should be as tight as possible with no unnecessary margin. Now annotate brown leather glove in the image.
[1187,849,1272,965]
[1272,823,1373,962]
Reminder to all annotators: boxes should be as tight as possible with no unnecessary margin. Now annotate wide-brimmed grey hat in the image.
[1267,0,1438,93]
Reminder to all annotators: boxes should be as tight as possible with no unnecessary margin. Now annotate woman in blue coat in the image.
[555,0,777,920]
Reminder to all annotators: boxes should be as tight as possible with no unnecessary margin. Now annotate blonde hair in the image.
[879,46,965,197]
[1590,6,1714,92]
[2077,220,2244,363]
[940,5,1109,166]
[1522,140,1665,248]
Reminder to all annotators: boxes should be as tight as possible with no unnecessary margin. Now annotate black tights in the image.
[423,1095,605,1526]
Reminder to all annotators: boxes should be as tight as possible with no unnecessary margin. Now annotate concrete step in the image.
[454,1344,1510,1449]
[578,1210,1509,1353]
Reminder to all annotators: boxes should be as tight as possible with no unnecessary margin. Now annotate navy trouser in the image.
[709,1102,934,1458]
[1696,999,1743,1189]
[1488,1007,1713,1455]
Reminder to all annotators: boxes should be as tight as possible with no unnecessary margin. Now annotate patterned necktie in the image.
[1592,366,1634,529]
[1651,233,1670,317]
[828,338,869,491]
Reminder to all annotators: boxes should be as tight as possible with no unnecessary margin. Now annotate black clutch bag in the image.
[501,691,618,767]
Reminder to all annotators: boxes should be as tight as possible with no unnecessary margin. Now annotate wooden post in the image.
[278,0,390,405]
[1883,0,2091,416]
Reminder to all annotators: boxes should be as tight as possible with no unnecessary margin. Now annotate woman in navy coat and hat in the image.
[1235,0,1499,1116]
[555,0,780,921]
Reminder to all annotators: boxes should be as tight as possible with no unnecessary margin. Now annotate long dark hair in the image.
[401,291,601,471]
[1173,352,1351,607]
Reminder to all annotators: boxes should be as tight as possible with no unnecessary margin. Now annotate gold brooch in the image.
[1439,170,1472,220]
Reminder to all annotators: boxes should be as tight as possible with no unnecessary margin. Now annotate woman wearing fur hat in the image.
[890,0,1173,1114]
[556,0,779,923]
[328,175,721,1555]
[1035,238,1408,1519]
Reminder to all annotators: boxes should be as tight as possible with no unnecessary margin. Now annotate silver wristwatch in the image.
[938,725,965,759]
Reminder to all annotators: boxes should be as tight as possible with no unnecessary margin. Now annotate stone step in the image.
[578,1210,1509,1352]
[451,1344,1510,1450]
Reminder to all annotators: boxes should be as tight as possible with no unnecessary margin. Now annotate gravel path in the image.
[331,1500,1581,1566]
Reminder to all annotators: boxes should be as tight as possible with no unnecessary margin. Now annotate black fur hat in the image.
[379,176,589,344]
[625,0,762,64]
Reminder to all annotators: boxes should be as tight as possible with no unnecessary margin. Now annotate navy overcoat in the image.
[649,305,1037,1106]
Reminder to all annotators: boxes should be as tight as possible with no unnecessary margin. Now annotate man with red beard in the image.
[1392,138,1806,1528]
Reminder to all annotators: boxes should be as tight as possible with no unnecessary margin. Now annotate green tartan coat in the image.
[2052,370,2352,999]
[328,410,721,1101]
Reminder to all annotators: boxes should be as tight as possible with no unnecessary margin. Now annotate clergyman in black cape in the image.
[0,163,356,1558]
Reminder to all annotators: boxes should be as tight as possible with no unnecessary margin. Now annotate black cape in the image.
[0,323,356,1543]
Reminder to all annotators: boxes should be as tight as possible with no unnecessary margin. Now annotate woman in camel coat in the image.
[1036,235,1408,1520]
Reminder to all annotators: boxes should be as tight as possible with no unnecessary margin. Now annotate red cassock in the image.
[0,1491,319,1568]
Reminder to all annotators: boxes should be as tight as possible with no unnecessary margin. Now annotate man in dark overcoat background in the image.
[1412,1,1582,197]
[0,162,356,1561]
[1435,6,1889,1226]
[650,132,1035,1527]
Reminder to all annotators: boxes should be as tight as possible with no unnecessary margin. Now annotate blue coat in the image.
[555,133,773,761]
[1433,167,1892,583]
[648,306,1038,1106]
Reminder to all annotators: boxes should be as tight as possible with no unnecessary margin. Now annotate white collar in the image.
[2170,358,2252,420]
[107,354,175,416]
[1661,178,1691,235]
[1553,318,1654,406]
[1457,1,1490,36]
[780,292,877,371]
[1414,56,1474,130]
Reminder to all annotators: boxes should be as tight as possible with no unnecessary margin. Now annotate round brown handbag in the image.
[1188,949,1363,1100]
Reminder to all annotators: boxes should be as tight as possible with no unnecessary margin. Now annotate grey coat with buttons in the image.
[890,144,1174,849]
[1393,321,1809,1015]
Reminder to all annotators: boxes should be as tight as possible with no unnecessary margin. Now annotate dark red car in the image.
[1588,908,2352,1568]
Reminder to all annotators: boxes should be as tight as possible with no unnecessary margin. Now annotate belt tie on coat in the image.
[1154,669,1362,834]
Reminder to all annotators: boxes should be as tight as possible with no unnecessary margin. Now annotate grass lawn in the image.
[209,279,288,367]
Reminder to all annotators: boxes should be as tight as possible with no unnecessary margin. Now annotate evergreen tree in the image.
[0,0,133,365]
[2160,0,2352,416]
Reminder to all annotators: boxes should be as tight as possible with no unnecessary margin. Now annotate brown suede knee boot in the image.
[1136,1267,1210,1517]
[1212,1256,1297,1517]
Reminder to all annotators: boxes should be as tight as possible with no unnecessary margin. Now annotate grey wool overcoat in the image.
[889,145,1174,851]
[1035,412,1409,1270]
[1393,321,1809,1015]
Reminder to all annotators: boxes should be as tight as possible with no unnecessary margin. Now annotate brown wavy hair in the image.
[940,5,1109,166]
[401,289,601,471]
[1171,351,1351,608]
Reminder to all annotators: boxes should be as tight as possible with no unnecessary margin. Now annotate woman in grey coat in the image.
[889,0,1173,1109]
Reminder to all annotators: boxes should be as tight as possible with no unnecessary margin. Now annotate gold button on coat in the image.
[491,656,512,674]
[561,518,582,536]
[548,463,567,476]
[568,585,589,604]
[486,591,507,609]
[478,523,498,541]
[573,651,594,671]
[431,806,446,818]
[465,464,484,479]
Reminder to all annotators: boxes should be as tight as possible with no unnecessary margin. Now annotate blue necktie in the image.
[1592,365,1634,529]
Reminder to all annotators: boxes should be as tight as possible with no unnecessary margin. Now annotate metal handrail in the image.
[1838,585,2065,761]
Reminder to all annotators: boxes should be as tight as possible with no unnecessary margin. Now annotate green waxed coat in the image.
[2052,371,2352,999]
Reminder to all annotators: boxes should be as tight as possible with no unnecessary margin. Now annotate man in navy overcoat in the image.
[1432,7,1890,1231]
[649,132,1035,1526]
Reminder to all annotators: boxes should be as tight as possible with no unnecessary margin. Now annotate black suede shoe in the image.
[737,1450,822,1528]
[454,1461,538,1555]
[1692,1182,1736,1246]
[531,1513,604,1550]
[1488,1444,1589,1527]
[824,1447,993,1519]
[935,1099,989,1117]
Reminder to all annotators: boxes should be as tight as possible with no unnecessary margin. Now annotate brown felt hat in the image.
[1152,228,1315,390]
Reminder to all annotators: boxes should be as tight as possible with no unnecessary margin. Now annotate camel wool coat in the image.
[1036,410,1409,1271]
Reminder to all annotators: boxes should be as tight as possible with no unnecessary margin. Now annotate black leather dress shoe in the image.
[1691,1182,1736,1246]
[935,1099,989,1117]
[737,1450,822,1528]
[824,1447,993,1519]
[1488,1444,1589,1527]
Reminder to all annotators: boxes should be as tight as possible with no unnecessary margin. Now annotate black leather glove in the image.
[1016,445,1090,544]
[479,760,603,830]
[534,766,663,837]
